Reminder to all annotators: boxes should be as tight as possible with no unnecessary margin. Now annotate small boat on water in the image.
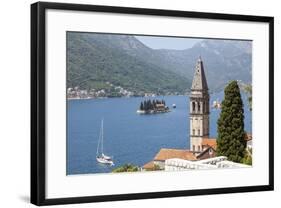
[96,119,114,166]
[172,104,176,108]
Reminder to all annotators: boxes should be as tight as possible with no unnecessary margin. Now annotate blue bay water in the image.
[67,91,252,175]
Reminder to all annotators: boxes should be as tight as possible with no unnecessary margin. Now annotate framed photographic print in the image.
[31,1,274,206]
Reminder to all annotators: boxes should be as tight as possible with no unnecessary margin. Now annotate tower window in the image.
[202,102,205,112]
[198,129,200,136]
[198,145,201,152]
[193,145,195,151]
[198,102,201,112]
[192,102,195,112]
[193,129,195,135]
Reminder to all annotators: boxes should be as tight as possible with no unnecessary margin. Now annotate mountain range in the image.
[67,32,252,94]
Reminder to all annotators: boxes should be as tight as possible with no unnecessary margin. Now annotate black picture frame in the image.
[31,1,274,206]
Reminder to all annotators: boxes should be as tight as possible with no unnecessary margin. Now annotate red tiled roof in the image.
[142,161,155,170]
[154,148,197,161]
[202,138,217,149]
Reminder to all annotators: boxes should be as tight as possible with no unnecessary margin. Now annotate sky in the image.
[135,35,201,50]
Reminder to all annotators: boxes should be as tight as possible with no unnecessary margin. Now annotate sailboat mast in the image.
[101,119,104,154]
[96,119,103,156]
[96,123,101,156]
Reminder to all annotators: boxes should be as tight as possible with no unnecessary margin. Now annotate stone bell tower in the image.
[189,57,210,152]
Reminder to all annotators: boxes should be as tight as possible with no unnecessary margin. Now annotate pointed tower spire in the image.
[191,57,208,91]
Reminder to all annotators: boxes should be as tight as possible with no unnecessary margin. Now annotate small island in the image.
[137,99,170,114]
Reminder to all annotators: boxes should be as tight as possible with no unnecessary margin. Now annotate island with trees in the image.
[136,99,170,114]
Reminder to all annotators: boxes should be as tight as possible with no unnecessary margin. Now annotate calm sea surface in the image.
[67,91,252,175]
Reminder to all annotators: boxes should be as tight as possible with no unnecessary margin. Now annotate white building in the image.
[165,156,250,171]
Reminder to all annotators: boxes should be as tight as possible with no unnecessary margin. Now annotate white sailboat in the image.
[96,119,114,166]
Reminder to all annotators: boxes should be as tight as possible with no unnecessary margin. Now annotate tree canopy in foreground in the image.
[217,80,246,163]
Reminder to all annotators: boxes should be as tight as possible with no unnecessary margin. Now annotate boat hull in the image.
[96,156,114,166]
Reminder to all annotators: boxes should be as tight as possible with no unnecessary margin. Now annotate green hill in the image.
[67,32,190,95]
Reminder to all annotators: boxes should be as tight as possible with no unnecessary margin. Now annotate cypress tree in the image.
[216,81,246,163]
[152,100,156,109]
[140,102,144,110]
[147,100,152,110]
[143,100,147,111]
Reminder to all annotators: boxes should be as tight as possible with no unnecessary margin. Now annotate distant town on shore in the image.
[67,84,184,100]
[67,80,251,100]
